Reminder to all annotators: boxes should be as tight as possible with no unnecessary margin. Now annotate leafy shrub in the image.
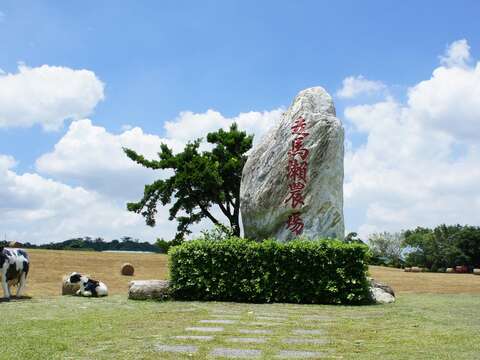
[169,238,371,304]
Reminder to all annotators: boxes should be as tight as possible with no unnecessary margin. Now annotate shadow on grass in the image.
[0,295,33,303]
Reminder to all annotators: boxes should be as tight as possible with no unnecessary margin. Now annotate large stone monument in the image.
[240,87,344,241]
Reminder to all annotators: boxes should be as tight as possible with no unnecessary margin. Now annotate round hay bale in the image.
[473,269,480,275]
[62,275,80,295]
[446,267,455,273]
[404,267,411,272]
[411,266,422,273]
[121,263,135,276]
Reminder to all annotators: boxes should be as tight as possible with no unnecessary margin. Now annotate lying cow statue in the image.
[67,272,108,297]
[0,246,29,300]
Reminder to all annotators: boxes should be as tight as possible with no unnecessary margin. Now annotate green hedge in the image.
[169,238,371,304]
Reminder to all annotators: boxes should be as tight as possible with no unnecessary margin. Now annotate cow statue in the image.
[0,246,29,300]
[67,272,108,297]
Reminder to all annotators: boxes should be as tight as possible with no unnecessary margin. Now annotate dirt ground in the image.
[12,249,480,297]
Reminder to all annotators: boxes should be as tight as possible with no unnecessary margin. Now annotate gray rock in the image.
[128,280,170,300]
[368,278,396,304]
[275,350,326,358]
[211,348,262,358]
[155,344,198,353]
[186,326,224,332]
[240,87,344,241]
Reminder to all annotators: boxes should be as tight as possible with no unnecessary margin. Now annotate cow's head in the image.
[68,272,83,284]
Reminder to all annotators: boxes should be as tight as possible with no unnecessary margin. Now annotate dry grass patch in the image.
[370,265,480,294]
[24,249,168,297]
[19,250,480,298]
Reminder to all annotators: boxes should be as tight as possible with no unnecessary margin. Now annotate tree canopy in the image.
[124,123,253,239]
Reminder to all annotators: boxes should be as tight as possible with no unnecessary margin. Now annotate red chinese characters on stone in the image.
[287,158,308,183]
[291,117,308,135]
[287,212,304,235]
[285,116,309,236]
[284,182,305,208]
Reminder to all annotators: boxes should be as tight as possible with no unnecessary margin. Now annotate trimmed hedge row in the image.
[169,238,371,304]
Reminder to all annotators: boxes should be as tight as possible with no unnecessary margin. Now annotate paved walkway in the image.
[155,306,332,358]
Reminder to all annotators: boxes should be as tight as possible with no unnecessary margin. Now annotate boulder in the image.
[446,267,455,273]
[128,280,170,300]
[369,278,395,304]
[411,267,422,273]
[404,267,411,272]
[240,87,344,241]
[121,263,135,276]
[473,269,480,275]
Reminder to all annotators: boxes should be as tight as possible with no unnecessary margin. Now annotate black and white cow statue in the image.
[67,272,108,297]
[0,246,29,300]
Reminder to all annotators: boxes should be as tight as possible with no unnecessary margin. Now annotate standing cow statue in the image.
[0,246,30,300]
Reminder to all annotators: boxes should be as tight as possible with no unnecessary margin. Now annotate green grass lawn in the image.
[1,294,479,359]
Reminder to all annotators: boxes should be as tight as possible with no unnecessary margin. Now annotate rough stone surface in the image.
[155,344,198,353]
[275,350,325,358]
[282,338,328,345]
[369,278,396,304]
[240,87,344,241]
[173,335,214,341]
[186,326,224,332]
[211,348,262,358]
[128,280,170,300]
[227,337,268,344]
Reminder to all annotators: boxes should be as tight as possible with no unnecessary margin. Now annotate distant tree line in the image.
[1,236,165,253]
[366,224,480,271]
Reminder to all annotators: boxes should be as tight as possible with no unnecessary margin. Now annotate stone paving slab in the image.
[200,319,237,324]
[185,326,224,332]
[292,329,325,335]
[275,350,325,358]
[173,335,215,341]
[226,337,268,344]
[210,347,262,358]
[211,314,241,319]
[155,344,198,354]
[282,337,328,345]
[302,315,333,321]
[238,329,273,335]
[242,321,282,327]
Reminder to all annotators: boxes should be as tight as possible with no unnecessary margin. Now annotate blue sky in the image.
[0,1,479,243]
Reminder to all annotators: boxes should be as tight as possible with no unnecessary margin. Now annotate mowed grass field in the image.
[1,249,480,360]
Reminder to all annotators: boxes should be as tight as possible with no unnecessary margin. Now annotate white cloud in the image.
[36,108,282,198]
[36,119,167,199]
[164,108,283,146]
[28,108,282,243]
[0,64,104,131]
[439,39,471,68]
[0,154,167,244]
[344,39,480,239]
[336,75,386,99]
